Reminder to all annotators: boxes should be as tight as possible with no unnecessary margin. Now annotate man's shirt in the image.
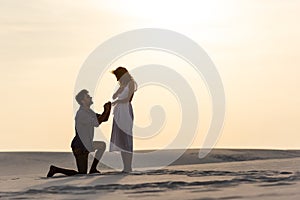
[71,106,99,152]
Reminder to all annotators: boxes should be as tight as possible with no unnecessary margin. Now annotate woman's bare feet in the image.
[122,168,132,173]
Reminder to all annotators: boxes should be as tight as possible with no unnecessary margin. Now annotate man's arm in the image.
[96,102,111,124]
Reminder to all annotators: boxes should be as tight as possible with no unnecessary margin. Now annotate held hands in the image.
[98,101,111,123]
[103,101,111,111]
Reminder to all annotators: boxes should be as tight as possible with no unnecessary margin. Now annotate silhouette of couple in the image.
[47,67,137,177]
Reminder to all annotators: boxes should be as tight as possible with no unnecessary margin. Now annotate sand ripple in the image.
[1,169,299,199]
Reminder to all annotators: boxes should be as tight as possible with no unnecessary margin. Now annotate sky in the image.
[0,0,299,151]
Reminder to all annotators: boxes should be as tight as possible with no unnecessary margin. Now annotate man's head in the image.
[75,89,93,107]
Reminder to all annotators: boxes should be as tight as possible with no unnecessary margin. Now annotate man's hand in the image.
[97,101,111,123]
[104,102,111,111]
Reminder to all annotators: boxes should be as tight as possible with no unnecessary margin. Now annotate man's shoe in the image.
[47,165,56,178]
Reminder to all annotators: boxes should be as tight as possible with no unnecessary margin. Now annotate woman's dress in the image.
[109,84,133,152]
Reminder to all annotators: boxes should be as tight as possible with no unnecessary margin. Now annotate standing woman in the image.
[110,67,137,172]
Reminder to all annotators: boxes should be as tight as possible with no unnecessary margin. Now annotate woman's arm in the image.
[113,81,134,104]
[112,86,124,99]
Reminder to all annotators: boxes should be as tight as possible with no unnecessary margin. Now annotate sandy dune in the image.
[0,149,299,199]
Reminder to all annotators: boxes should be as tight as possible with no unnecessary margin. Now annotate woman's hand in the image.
[112,100,119,106]
[112,93,118,99]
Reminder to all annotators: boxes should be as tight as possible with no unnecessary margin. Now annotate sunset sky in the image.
[0,0,299,151]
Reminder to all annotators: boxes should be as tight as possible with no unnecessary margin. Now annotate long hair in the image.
[112,67,137,90]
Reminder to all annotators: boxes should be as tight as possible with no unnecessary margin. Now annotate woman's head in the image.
[112,66,133,85]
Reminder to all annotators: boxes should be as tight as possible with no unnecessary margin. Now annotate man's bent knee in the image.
[94,141,106,151]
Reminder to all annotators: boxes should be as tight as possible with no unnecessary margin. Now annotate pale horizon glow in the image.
[0,0,300,151]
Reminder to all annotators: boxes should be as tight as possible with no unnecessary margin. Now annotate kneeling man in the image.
[47,89,111,177]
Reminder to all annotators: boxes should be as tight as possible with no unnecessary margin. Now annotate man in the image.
[47,89,111,177]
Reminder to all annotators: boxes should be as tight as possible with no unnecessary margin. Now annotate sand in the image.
[0,149,300,200]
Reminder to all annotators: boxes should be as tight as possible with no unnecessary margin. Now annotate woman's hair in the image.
[112,67,136,88]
